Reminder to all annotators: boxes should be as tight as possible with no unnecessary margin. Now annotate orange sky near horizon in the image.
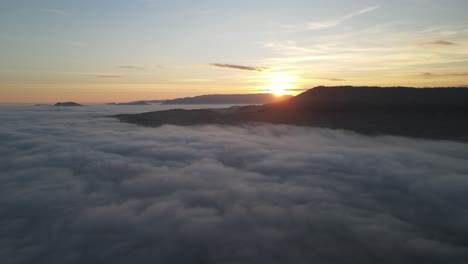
[1,1,468,103]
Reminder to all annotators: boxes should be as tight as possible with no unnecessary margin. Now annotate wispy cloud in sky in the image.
[262,17,468,88]
[417,72,468,78]
[98,75,123,78]
[117,65,164,70]
[418,40,457,46]
[210,63,270,72]
[39,8,70,16]
[317,78,347,81]
[118,65,146,70]
[294,6,380,31]
[264,41,319,55]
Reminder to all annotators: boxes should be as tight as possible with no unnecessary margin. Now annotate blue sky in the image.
[1,0,468,102]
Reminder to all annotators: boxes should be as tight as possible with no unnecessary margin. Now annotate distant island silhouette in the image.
[54,102,83,107]
[112,86,468,141]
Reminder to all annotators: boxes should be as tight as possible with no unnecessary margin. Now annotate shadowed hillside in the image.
[113,86,468,141]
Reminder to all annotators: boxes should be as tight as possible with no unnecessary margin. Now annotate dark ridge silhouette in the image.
[113,86,468,141]
[146,100,166,104]
[54,102,83,107]
[108,100,166,105]
[162,93,292,105]
[108,101,151,106]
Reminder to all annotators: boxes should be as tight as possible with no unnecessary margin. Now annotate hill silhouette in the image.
[162,93,291,105]
[54,102,83,107]
[108,101,150,106]
[113,86,468,141]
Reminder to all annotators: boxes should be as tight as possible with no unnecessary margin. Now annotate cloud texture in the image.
[306,6,379,30]
[210,63,269,72]
[419,40,457,46]
[1,105,468,264]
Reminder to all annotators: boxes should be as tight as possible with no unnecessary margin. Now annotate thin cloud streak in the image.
[282,6,380,31]
[97,75,123,78]
[307,6,380,30]
[419,40,457,46]
[118,65,146,70]
[417,72,468,78]
[210,63,270,72]
[317,78,347,82]
[39,8,70,16]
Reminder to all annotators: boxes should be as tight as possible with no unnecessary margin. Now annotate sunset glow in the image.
[2,1,468,263]
[263,72,297,97]
[1,1,467,103]
[271,87,287,97]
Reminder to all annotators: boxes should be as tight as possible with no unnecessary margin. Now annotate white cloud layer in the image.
[0,105,468,264]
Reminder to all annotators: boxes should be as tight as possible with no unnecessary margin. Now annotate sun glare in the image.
[270,85,287,97]
[264,73,297,97]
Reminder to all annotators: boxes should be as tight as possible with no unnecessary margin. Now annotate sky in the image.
[1,0,468,103]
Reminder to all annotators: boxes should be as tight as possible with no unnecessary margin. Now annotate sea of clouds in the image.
[1,104,468,264]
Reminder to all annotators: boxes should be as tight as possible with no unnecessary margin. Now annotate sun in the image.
[269,85,287,97]
[263,73,296,97]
